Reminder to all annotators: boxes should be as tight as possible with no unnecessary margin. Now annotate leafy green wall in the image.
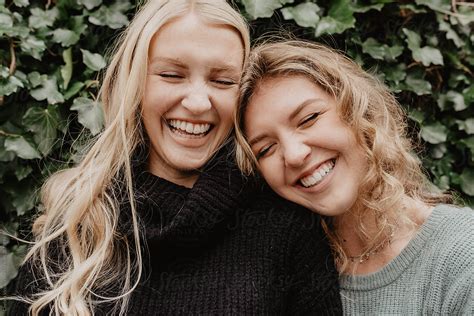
[1,0,473,300]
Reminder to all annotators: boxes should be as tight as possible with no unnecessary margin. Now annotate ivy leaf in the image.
[415,0,451,13]
[71,97,104,135]
[14,164,33,181]
[437,14,465,47]
[457,118,474,135]
[385,63,407,86]
[77,0,102,10]
[3,180,38,215]
[81,49,106,71]
[462,136,474,159]
[52,28,80,47]
[0,12,13,32]
[420,123,448,144]
[281,3,320,28]
[403,28,424,52]
[28,7,59,29]
[0,138,15,162]
[64,81,85,100]
[415,46,444,66]
[454,6,474,26]
[61,48,73,90]
[401,72,432,95]
[403,28,443,66]
[23,105,60,156]
[13,0,29,6]
[0,246,18,288]
[351,3,385,13]
[437,91,467,111]
[460,169,474,196]
[88,3,129,29]
[28,71,48,88]
[463,85,474,105]
[430,143,446,159]
[20,36,46,60]
[0,75,24,96]
[4,136,41,159]
[315,0,355,37]
[241,0,282,19]
[362,38,403,61]
[30,77,65,104]
[408,108,425,124]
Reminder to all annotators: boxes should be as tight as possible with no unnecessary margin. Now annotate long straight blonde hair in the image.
[20,1,249,315]
[234,40,450,272]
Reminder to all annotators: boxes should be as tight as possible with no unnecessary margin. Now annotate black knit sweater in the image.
[7,149,342,315]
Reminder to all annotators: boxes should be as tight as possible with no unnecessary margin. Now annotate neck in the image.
[333,196,432,274]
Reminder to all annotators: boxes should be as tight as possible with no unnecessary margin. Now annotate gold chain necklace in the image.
[348,237,393,264]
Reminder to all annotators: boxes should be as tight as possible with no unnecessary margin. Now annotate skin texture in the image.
[244,75,367,218]
[142,13,244,188]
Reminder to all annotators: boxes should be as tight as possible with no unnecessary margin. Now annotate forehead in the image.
[243,75,332,133]
[148,13,244,68]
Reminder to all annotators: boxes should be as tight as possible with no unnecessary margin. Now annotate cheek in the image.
[216,94,237,124]
[259,160,282,187]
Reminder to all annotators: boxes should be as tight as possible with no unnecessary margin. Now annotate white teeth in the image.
[168,119,211,135]
[299,160,335,188]
[185,122,194,133]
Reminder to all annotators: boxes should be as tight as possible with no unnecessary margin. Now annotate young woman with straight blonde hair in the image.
[6,2,342,315]
[235,40,474,314]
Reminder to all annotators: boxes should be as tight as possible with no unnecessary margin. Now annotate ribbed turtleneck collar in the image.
[125,144,247,248]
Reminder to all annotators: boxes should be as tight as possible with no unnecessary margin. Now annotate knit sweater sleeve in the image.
[285,210,342,315]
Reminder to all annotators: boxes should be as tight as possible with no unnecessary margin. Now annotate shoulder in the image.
[243,184,323,235]
[429,204,474,246]
[426,204,474,278]
[426,205,474,314]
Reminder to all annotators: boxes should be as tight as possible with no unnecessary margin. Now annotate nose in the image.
[181,83,212,115]
[283,139,311,168]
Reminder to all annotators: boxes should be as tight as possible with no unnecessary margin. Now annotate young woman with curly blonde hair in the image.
[235,40,474,314]
[6,3,342,316]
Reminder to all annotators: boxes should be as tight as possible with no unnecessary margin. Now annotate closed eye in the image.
[256,144,274,160]
[212,79,237,86]
[159,73,183,79]
[298,112,319,127]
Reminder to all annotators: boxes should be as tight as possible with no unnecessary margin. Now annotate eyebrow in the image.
[288,98,322,121]
[149,57,241,74]
[247,98,323,147]
[149,57,186,68]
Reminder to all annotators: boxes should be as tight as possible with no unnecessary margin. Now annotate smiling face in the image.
[141,13,244,187]
[244,75,367,217]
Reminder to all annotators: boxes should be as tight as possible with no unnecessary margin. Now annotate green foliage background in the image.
[0,0,473,304]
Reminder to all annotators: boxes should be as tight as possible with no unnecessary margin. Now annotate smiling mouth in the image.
[299,158,337,188]
[166,119,214,137]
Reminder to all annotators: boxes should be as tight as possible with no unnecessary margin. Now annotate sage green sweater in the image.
[340,204,474,315]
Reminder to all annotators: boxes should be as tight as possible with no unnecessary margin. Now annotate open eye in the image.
[298,112,319,127]
[256,144,275,160]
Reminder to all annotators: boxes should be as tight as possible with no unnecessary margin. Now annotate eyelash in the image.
[159,73,183,79]
[159,73,236,86]
[212,79,236,86]
[256,144,274,160]
[299,112,320,127]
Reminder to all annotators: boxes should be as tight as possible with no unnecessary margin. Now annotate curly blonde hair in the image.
[18,1,249,315]
[234,40,450,272]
